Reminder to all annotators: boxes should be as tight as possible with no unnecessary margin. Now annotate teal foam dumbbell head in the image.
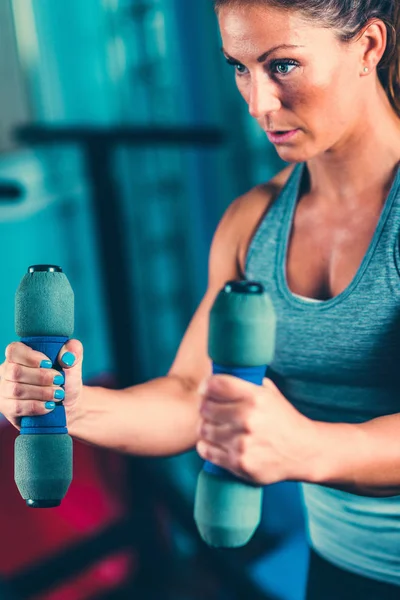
[194,281,276,547]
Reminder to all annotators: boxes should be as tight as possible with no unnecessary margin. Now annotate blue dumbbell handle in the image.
[20,336,68,435]
[203,363,267,479]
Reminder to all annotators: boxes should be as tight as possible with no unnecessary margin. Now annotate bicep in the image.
[168,200,242,389]
[167,291,214,390]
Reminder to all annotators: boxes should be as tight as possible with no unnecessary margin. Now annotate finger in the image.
[3,362,64,387]
[197,438,252,482]
[199,419,236,446]
[2,380,64,403]
[5,341,53,369]
[57,339,83,370]
[203,374,255,404]
[196,440,230,466]
[9,399,59,419]
[200,400,241,427]
[57,339,83,405]
[4,398,65,431]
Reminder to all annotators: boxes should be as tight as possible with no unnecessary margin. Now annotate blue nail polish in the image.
[54,389,65,400]
[45,401,55,410]
[53,374,64,385]
[40,360,53,369]
[61,352,75,367]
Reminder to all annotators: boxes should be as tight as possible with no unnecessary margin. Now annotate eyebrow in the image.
[221,44,305,63]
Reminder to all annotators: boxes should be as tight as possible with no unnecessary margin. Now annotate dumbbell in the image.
[194,280,276,547]
[14,265,74,507]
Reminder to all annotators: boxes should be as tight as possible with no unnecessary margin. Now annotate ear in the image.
[357,18,388,72]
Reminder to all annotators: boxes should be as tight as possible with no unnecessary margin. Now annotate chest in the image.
[286,195,384,301]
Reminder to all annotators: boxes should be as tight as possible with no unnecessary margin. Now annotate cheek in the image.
[286,77,352,135]
[295,64,359,130]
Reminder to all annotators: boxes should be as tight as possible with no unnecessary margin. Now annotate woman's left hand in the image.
[196,375,319,486]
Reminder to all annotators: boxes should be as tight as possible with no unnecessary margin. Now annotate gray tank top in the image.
[245,161,400,586]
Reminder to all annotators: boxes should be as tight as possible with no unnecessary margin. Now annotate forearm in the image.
[308,413,400,497]
[68,375,201,456]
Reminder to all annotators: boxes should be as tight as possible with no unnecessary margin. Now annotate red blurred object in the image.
[30,552,134,600]
[0,380,138,598]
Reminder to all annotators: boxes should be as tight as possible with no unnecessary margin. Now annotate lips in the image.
[266,129,299,143]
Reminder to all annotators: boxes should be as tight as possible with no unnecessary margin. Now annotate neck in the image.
[304,82,400,209]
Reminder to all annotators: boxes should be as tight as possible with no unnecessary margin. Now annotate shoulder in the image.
[205,163,296,306]
[232,163,296,276]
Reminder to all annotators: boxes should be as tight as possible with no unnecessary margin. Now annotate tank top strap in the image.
[245,162,305,286]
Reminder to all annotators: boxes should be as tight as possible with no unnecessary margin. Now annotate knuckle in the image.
[13,401,26,417]
[9,363,22,381]
[39,369,50,385]
[14,400,41,417]
[5,342,19,362]
[12,382,24,399]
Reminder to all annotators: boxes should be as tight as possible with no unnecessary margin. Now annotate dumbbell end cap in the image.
[26,499,61,508]
[28,265,63,274]
[196,523,256,548]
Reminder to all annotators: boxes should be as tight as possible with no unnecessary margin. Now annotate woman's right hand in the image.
[0,339,84,430]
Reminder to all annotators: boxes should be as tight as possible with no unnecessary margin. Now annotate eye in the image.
[224,57,299,78]
[225,58,249,76]
[270,59,299,76]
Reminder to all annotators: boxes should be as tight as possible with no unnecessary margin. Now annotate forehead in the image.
[218,5,323,57]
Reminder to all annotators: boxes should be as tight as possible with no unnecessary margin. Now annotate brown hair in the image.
[214,0,400,118]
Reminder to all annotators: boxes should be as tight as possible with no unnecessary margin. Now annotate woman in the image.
[1,1,400,598]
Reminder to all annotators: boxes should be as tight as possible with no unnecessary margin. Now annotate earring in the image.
[363,67,369,73]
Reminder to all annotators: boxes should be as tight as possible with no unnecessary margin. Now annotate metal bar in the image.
[15,125,226,146]
[83,141,143,388]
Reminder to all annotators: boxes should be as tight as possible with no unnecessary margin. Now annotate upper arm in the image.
[167,196,243,390]
[167,175,281,390]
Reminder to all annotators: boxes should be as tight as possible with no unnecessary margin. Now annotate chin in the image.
[274,135,323,164]
[274,146,311,164]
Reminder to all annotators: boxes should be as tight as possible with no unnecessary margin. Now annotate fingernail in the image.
[54,389,65,400]
[40,360,53,369]
[61,352,75,367]
[53,374,64,385]
[45,401,55,410]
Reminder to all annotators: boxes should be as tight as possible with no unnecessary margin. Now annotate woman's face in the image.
[218,4,365,163]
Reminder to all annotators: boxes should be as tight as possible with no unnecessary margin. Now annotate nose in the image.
[248,76,281,120]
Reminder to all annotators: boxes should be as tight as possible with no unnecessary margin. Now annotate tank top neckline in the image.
[276,160,400,310]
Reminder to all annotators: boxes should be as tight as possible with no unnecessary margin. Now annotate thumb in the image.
[57,339,84,404]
